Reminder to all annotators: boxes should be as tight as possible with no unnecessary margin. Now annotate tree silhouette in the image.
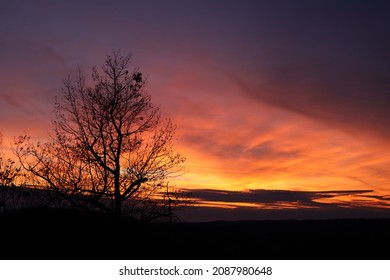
[15,50,187,219]
[0,145,20,188]
[0,132,23,212]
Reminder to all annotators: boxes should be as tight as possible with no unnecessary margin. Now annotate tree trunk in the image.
[114,167,121,215]
[114,196,122,215]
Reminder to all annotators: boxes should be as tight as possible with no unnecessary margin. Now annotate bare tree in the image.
[15,50,187,219]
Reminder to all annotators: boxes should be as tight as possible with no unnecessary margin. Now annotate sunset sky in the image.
[2,0,390,222]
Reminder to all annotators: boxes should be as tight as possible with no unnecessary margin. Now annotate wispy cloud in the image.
[179,188,390,222]
[186,188,379,208]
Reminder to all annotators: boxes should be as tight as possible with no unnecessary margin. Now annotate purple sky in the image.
[2,0,390,221]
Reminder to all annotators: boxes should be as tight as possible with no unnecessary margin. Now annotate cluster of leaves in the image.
[0,156,20,187]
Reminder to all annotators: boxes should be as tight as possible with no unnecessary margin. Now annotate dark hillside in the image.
[1,207,390,260]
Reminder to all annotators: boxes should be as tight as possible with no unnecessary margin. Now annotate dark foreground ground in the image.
[1,207,389,260]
